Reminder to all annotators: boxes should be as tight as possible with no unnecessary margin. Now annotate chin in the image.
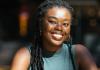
[51,40,64,46]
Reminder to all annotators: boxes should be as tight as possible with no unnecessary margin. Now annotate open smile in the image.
[50,31,63,41]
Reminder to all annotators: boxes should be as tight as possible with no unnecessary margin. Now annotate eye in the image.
[48,20,57,25]
[63,23,69,27]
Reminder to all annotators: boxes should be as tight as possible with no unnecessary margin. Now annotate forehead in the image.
[45,7,71,19]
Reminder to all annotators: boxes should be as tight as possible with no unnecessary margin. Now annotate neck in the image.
[42,41,62,52]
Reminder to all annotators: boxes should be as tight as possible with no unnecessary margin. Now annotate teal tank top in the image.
[28,44,77,70]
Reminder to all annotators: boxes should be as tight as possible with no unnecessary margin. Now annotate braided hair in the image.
[29,0,73,70]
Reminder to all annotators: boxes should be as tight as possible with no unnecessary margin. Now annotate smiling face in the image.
[42,7,72,49]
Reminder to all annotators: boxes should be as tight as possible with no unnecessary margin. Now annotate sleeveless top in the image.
[27,43,78,70]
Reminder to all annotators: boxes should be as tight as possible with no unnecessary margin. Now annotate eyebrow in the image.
[47,16,69,21]
[47,16,57,20]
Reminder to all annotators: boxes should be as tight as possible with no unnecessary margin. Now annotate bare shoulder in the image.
[73,44,92,59]
[14,47,31,62]
[73,44,98,70]
[11,47,31,70]
[73,44,88,53]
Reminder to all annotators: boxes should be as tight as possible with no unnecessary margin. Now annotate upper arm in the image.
[75,44,98,70]
[11,47,31,70]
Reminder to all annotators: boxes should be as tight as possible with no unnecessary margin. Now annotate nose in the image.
[55,23,63,31]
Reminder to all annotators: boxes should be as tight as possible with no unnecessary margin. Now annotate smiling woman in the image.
[42,7,71,50]
[11,0,98,70]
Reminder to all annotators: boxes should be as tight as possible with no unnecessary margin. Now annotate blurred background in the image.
[0,0,99,70]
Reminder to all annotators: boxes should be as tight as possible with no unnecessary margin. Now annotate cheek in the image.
[64,26,70,34]
[44,23,54,32]
[64,26,70,40]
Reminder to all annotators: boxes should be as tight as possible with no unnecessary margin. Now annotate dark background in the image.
[0,0,99,70]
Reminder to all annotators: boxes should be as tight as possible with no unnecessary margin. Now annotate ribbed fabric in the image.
[27,44,77,70]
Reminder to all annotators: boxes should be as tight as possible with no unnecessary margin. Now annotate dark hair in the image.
[29,0,73,70]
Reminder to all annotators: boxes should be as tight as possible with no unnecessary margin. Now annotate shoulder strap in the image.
[67,43,76,70]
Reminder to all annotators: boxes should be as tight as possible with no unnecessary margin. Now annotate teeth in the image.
[53,34,62,38]
[56,32,61,34]
[54,31,62,34]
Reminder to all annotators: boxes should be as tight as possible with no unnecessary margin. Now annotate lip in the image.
[51,33,63,41]
[51,31,63,35]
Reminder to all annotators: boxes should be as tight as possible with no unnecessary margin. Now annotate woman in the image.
[11,0,98,70]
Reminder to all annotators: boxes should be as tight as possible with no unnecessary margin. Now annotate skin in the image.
[11,7,98,70]
[42,7,71,52]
